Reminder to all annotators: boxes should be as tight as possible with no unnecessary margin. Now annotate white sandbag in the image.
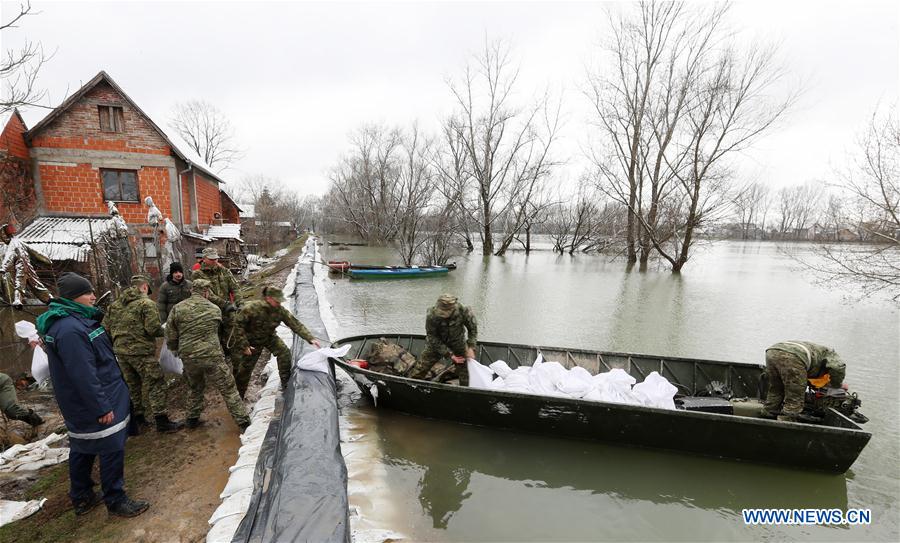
[632,371,678,410]
[501,367,532,393]
[467,359,495,389]
[295,345,351,374]
[209,488,252,523]
[31,347,50,384]
[158,343,183,375]
[528,360,569,397]
[489,376,506,390]
[0,498,47,527]
[219,465,255,499]
[556,366,594,398]
[585,368,640,405]
[488,360,513,379]
[14,320,38,340]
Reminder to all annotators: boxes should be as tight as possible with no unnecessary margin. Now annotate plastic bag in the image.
[159,343,183,375]
[295,345,351,374]
[488,360,513,379]
[467,359,495,389]
[585,368,639,405]
[14,320,38,341]
[528,360,569,397]
[632,371,678,410]
[556,366,594,398]
[31,347,50,383]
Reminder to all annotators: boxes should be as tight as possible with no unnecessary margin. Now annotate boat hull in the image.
[330,334,871,473]
[348,267,450,278]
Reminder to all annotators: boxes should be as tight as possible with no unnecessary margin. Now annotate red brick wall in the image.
[195,173,222,226]
[39,163,173,223]
[30,82,170,155]
[181,173,191,221]
[1,113,30,160]
[220,192,240,223]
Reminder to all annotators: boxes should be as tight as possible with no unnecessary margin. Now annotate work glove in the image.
[224,303,238,314]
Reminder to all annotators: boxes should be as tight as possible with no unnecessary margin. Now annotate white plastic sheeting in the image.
[296,345,352,374]
[14,320,49,383]
[471,355,678,409]
[0,498,47,527]
[0,433,69,473]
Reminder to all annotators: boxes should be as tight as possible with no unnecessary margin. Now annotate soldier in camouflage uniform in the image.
[763,340,847,421]
[166,279,249,431]
[232,286,320,397]
[409,294,478,386]
[189,248,242,362]
[366,339,418,376]
[0,371,44,426]
[106,275,182,433]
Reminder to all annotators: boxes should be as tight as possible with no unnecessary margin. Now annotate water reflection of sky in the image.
[322,239,899,541]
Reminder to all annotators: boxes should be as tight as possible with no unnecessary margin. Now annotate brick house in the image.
[0,71,242,285]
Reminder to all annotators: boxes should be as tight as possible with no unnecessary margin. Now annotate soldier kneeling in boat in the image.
[408,294,478,386]
[762,341,846,422]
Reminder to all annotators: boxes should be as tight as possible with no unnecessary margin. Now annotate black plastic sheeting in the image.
[232,257,350,543]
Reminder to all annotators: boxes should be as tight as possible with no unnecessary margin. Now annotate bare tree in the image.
[732,181,770,239]
[447,39,561,256]
[587,1,794,272]
[776,181,824,239]
[395,124,437,266]
[1,1,53,114]
[168,99,243,172]
[804,106,900,298]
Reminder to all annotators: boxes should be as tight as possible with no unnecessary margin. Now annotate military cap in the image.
[202,247,220,260]
[433,294,458,318]
[131,274,152,294]
[191,278,212,293]
[262,286,285,302]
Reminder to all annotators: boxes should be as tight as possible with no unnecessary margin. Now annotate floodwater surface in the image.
[318,240,899,541]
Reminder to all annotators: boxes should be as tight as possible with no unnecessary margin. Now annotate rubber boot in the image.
[132,414,149,428]
[20,409,44,427]
[186,418,205,429]
[154,414,184,433]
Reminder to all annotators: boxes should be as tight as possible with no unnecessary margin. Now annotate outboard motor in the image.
[804,385,868,424]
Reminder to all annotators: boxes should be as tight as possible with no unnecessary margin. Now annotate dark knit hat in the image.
[58,273,94,300]
[169,262,184,275]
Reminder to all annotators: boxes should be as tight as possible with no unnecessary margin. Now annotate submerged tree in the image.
[586,1,794,271]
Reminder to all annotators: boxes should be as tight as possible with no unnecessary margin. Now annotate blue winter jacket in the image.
[43,311,131,454]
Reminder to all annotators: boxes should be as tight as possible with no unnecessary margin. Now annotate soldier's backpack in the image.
[366,338,417,376]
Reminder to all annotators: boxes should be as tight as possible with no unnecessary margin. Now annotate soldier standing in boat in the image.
[409,294,478,386]
[762,340,846,422]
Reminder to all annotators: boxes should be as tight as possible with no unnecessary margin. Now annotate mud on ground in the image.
[0,235,308,543]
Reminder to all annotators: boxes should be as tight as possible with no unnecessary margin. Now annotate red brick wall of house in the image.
[30,82,170,155]
[220,192,240,223]
[39,163,172,223]
[195,173,222,226]
[1,113,30,160]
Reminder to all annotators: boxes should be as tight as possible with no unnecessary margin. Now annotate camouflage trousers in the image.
[117,355,167,418]
[182,355,249,427]
[408,347,469,387]
[764,349,808,419]
[0,372,30,420]
[233,336,292,398]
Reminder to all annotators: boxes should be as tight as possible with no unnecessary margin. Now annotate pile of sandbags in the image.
[467,354,677,409]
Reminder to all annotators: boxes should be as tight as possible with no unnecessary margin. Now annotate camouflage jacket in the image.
[233,300,314,351]
[165,294,223,359]
[767,341,846,386]
[425,304,477,357]
[105,286,164,356]
[157,278,192,322]
[190,263,241,310]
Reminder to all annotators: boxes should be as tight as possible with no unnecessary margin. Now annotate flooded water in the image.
[321,240,899,541]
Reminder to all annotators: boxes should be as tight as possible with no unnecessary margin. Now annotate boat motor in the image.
[803,385,868,424]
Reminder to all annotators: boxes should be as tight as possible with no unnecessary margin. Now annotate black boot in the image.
[132,414,149,427]
[154,414,184,433]
[185,418,205,429]
[107,497,150,518]
[73,492,103,516]
[238,421,250,433]
[20,409,44,427]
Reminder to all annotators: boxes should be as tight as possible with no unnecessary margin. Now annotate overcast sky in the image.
[2,0,897,199]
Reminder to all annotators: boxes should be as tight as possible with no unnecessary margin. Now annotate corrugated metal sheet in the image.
[206,223,242,241]
[16,217,115,262]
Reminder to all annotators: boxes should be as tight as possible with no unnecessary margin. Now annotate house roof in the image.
[205,222,243,242]
[238,204,255,219]
[24,70,226,184]
[15,216,116,262]
[220,189,242,212]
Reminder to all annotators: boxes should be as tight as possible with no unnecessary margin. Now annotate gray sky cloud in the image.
[2,0,897,199]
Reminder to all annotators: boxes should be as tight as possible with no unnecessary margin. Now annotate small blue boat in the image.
[348,266,451,279]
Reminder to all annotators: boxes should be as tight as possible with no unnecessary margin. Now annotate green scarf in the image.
[36,297,104,336]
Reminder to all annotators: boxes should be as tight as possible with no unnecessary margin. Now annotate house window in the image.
[101,169,139,202]
[143,238,157,258]
[98,105,124,132]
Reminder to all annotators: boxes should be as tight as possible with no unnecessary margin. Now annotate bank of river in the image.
[319,239,898,541]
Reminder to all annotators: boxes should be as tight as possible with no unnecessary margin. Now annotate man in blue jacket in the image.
[37,273,149,517]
